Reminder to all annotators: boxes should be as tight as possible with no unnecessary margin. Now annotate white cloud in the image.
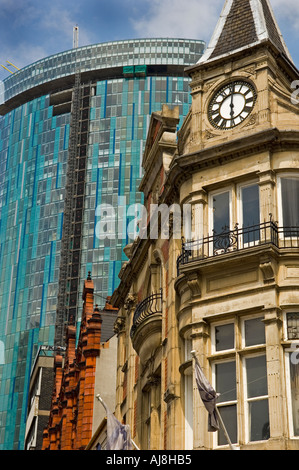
[271,0,299,31]
[131,0,299,44]
[1,43,48,73]
[131,0,223,41]
[37,3,94,48]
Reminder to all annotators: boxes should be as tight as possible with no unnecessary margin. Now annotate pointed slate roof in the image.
[198,0,292,65]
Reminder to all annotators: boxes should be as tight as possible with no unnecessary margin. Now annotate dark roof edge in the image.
[0,64,189,116]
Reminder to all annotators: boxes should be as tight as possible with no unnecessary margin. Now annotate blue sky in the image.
[0,0,299,80]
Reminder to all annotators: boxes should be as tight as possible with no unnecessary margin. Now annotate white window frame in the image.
[208,187,233,237]
[241,314,266,349]
[212,358,238,448]
[282,309,299,341]
[243,353,269,444]
[184,335,193,449]
[211,319,235,355]
[284,346,299,439]
[184,373,194,449]
[237,180,260,247]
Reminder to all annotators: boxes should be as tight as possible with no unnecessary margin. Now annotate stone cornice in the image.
[162,128,299,206]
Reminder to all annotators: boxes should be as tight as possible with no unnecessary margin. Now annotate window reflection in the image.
[215,323,234,351]
[245,355,269,442]
[281,178,299,227]
[215,361,237,445]
[244,317,265,347]
[289,356,299,436]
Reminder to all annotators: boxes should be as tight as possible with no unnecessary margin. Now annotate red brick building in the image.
[42,273,118,450]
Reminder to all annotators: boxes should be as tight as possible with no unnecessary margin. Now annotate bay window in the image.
[207,182,261,254]
[210,315,268,447]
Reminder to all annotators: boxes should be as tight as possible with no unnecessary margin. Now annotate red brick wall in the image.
[42,275,106,450]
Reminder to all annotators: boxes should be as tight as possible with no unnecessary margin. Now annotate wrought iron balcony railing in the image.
[177,219,299,275]
[130,289,163,338]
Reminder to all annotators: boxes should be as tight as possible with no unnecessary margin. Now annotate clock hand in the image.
[230,85,235,119]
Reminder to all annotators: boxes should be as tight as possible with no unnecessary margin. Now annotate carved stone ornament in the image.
[259,255,277,283]
[163,384,179,404]
[186,272,202,297]
[205,130,218,140]
[124,294,138,313]
[114,316,126,335]
[244,113,258,127]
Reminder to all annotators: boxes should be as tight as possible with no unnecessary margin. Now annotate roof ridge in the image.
[197,0,292,65]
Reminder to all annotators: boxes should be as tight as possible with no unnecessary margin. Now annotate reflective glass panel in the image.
[215,323,234,351]
[241,184,260,243]
[217,404,238,446]
[287,312,299,340]
[289,355,299,436]
[246,355,268,398]
[281,178,299,227]
[215,361,236,402]
[213,191,230,234]
[244,317,265,347]
[242,184,260,227]
[249,400,270,441]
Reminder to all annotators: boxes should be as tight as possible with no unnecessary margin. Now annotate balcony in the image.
[130,290,163,364]
[177,219,299,274]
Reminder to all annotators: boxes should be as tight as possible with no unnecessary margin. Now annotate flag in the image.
[194,355,219,432]
[99,398,133,450]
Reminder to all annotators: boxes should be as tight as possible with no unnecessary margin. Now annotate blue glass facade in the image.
[0,38,204,449]
[83,74,192,301]
[0,96,70,448]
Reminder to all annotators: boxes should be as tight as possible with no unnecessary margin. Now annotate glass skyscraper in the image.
[0,38,205,449]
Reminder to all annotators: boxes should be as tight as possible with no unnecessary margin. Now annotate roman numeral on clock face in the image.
[208,80,256,129]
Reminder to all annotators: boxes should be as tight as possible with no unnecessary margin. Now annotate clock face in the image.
[208,81,256,129]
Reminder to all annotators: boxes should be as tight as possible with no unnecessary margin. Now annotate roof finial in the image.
[197,0,292,65]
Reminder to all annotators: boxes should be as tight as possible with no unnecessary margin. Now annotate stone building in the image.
[41,274,118,450]
[25,347,56,450]
[111,0,299,450]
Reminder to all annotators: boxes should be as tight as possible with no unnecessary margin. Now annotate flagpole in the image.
[214,406,236,451]
[190,351,239,451]
[96,394,140,450]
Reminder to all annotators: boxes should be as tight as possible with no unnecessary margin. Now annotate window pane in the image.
[289,356,299,436]
[215,323,234,351]
[215,361,236,402]
[244,317,265,347]
[287,313,299,340]
[281,178,299,227]
[242,184,260,243]
[246,355,268,398]
[249,399,270,441]
[242,184,260,227]
[217,405,237,446]
[213,192,230,234]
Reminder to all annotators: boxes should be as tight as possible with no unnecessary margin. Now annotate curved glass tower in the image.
[0,38,205,449]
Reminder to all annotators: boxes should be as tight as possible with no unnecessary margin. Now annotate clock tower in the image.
[173,0,299,449]
[111,0,299,451]
[181,0,299,153]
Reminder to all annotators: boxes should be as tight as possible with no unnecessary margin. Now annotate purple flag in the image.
[194,356,219,432]
[99,397,133,450]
